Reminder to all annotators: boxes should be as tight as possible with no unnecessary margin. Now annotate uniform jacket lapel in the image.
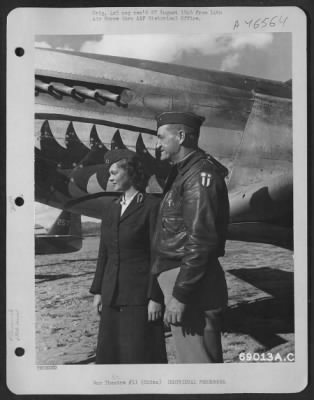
[120,193,145,222]
[111,197,122,226]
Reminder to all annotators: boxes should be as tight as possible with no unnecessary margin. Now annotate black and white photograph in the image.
[6,6,307,395]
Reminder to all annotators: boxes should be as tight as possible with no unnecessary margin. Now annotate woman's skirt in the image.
[96,304,167,364]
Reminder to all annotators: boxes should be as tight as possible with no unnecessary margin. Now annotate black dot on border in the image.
[15,347,25,357]
[15,197,24,206]
[15,47,25,57]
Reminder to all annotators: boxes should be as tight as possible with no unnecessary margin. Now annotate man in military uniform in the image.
[152,111,229,363]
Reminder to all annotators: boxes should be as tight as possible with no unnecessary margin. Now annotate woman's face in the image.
[108,162,132,192]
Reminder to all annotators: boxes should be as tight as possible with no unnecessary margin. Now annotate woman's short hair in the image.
[115,155,148,192]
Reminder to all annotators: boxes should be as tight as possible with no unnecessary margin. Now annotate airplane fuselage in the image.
[35,48,293,249]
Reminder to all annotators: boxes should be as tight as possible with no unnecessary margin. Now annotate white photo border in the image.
[6,6,307,395]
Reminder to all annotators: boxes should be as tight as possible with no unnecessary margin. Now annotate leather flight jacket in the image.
[152,150,230,308]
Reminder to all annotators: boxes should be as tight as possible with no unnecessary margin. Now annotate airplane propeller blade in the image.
[65,192,120,210]
[65,191,161,209]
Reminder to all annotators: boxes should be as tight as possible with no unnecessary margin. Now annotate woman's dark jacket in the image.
[90,193,163,305]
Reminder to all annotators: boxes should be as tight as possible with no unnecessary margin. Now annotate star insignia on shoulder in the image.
[200,172,212,187]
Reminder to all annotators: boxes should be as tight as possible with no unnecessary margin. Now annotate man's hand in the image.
[93,294,102,315]
[148,300,163,321]
[164,296,186,326]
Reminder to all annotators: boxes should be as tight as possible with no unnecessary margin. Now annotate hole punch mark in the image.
[15,47,25,57]
[15,347,25,357]
[15,197,24,206]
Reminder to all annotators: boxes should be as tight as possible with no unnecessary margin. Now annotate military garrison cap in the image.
[156,111,205,129]
[104,149,136,166]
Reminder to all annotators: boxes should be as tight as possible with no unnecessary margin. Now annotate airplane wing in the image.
[228,174,293,249]
[35,48,293,249]
[35,210,82,255]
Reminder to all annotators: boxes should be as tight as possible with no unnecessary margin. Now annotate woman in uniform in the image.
[90,149,167,364]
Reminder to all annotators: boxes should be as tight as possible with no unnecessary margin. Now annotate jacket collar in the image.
[175,149,205,176]
[116,192,145,222]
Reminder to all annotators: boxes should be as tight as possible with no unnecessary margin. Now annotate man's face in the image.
[156,125,181,162]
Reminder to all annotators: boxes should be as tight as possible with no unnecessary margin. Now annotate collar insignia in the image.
[136,193,144,203]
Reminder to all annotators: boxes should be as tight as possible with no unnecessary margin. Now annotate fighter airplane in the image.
[35,47,293,250]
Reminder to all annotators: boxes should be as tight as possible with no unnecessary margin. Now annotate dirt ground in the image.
[35,237,294,364]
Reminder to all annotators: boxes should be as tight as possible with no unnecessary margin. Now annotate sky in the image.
[36,33,291,81]
[35,33,292,227]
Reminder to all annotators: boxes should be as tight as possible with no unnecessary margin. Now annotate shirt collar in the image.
[120,190,139,206]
